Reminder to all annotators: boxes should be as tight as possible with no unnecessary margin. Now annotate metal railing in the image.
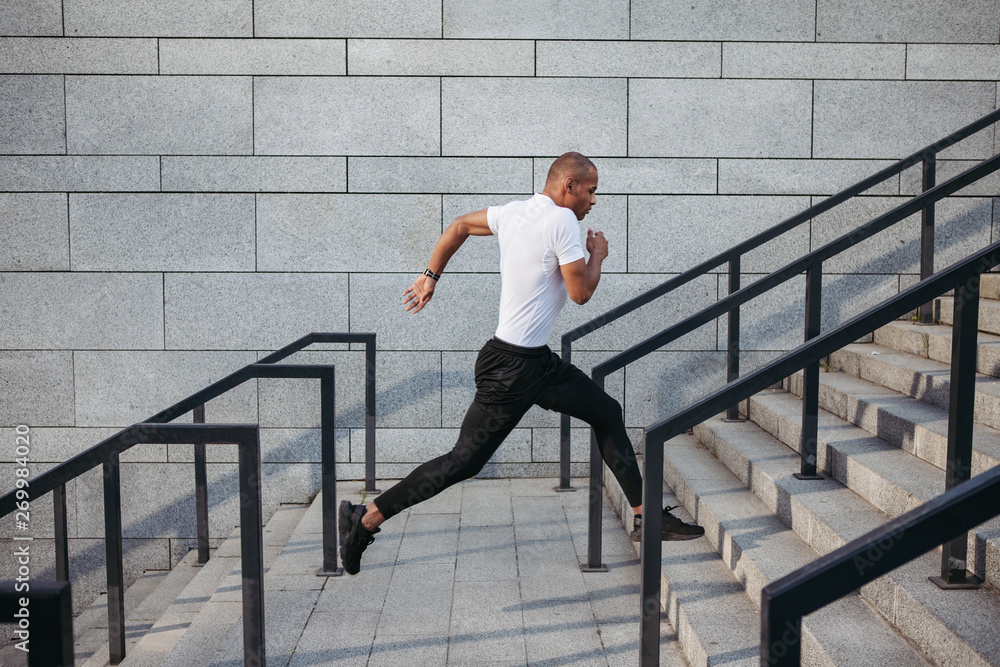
[761,455,1000,666]
[557,107,1000,489]
[0,332,377,665]
[635,251,1000,664]
[578,150,1000,574]
[0,579,73,666]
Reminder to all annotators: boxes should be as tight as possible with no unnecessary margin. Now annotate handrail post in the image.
[53,484,69,581]
[557,337,575,491]
[318,369,343,576]
[931,277,980,589]
[193,404,210,565]
[639,431,663,666]
[238,429,266,666]
[365,340,379,494]
[103,452,126,664]
[919,153,937,324]
[581,370,608,573]
[795,264,824,480]
[761,591,802,666]
[725,256,743,421]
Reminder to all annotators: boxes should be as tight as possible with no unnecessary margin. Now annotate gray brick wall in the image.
[1,0,998,604]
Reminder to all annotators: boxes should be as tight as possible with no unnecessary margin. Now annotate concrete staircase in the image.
[603,273,1000,666]
[1,501,313,667]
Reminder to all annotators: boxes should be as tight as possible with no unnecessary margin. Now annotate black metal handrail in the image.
[0,332,376,665]
[556,107,1000,491]
[0,580,73,666]
[761,460,1000,666]
[636,242,1000,665]
[578,151,1000,571]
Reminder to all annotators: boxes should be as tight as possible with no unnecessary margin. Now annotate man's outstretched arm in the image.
[402,209,492,314]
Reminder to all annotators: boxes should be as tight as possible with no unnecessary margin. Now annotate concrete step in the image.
[77,549,204,667]
[980,273,1000,301]
[603,436,930,667]
[601,443,763,667]
[784,367,1000,476]
[694,413,1000,667]
[0,549,204,667]
[937,296,1000,337]
[829,342,1000,432]
[747,388,1000,591]
[873,320,1000,379]
[201,499,327,667]
[116,502,308,667]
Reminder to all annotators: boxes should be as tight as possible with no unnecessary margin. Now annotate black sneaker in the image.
[339,500,379,575]
[630,505,705,542]
[660,505,705,541]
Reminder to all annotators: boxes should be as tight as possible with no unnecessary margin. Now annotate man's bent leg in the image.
[535,369,643,509]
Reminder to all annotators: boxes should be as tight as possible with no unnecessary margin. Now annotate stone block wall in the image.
[1,0,998,606]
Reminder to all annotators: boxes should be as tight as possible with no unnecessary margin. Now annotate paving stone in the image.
[537,40,719,78]
[444,0,628,39]
[455,524,518,581]
[816,0,1000,43]
[442,77,626,157]
[290,610,379,666]
[377,562,455,635]
[0,193,67,271]
[723,41,905,79]
[0,0,62,35]
[65,76,252,155]
[70,193,255,272]
[349,39,532,76]
[256,0,440,37]
[161,156,346,193]
[0,37,157,73]
[0,155,158,192]
[368,634,449,666]
[448,579,526,663]
[0,273,163,349]
[256,194,439,272]
[254,76,439,156]
[163,273,348,350]
[161,38,344,75]
[0,75,64,153]
[813,81,996,160]
[63,0,251,37]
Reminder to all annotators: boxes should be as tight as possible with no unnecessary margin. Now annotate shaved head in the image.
[545,152,596,188]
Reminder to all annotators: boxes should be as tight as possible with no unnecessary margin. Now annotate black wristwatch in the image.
[423,268,441,281]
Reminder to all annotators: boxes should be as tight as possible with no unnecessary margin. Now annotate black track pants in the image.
[373,337,645,520]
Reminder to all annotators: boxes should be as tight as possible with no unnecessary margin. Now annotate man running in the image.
[339,152,703,575]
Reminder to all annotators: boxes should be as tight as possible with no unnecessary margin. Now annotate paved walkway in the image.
[280,478,688,666]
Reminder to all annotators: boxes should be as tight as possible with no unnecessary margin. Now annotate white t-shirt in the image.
[486,193,585,347]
